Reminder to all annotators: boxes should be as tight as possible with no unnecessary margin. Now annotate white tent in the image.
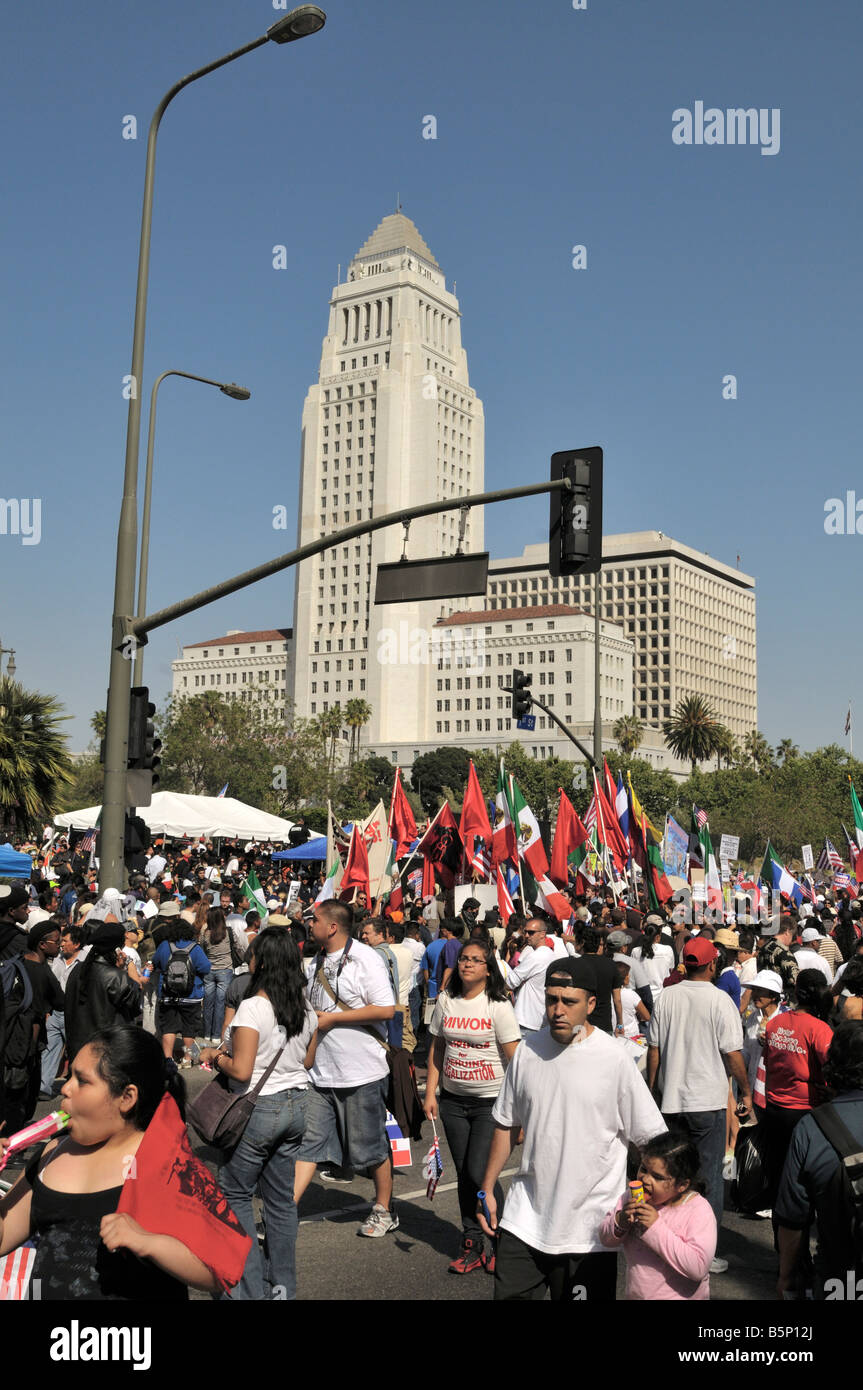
[54,791,296,843]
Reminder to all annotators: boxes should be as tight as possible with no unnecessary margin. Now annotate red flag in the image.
[461,760,493,878]
[116,1095,252,1293]
[340,824,370,903]
[593,773,629,872]
[389,767,417,859]
[496,865,515,925]
[550,788,588,889]
[421,853,436,899]
[603,759,618,814]
[416,802,463,890]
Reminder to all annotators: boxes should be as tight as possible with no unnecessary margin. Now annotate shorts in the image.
[158,999,203,1036]
[296,1076,389,1170]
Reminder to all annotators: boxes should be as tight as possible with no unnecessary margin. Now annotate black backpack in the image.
[1,956,36,1087]
[163,945,196,999]
[809,1102,863,1281]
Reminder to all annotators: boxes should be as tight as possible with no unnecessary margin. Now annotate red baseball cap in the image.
[683,937,718,966]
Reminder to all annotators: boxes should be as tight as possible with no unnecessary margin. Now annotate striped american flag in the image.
[693,805,708,830]
[823,839,844,872]
[583,794,597,834]
[77,828,97,856]
[471,839,491,879]
[425,1130,444,1200]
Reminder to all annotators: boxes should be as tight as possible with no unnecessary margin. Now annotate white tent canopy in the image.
[54,791,296,843]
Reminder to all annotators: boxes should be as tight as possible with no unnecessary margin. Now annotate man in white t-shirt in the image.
[794,928,834,984]
[293,900,398,1237]
[478,956,666,1300]
[647,935,752,1273]
[145,847,167,883]
[506,919,554,1036]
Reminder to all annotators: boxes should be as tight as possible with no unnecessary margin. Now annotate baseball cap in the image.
[683,937,718,966]
[644,914,665,928]
[545,958,597,993]
[606,930,632,949]
[801,927,823,943]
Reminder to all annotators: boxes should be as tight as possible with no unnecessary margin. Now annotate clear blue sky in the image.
[2,0,860,754]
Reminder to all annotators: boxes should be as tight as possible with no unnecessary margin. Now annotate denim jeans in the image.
[218,1088,309,1300]
[203,968,234,1039]
[40,1010,66,1092]
[438,1088,503,1246]
[662,1108,726,1231]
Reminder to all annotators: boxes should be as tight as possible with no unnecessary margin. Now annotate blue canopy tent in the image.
[271,836,327,862]
[0,843,33,877]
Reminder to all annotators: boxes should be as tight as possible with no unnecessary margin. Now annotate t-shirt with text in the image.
[430,990,521,1098]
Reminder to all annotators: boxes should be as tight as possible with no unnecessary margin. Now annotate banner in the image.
[662,815,688,879]
[801,843,814,871]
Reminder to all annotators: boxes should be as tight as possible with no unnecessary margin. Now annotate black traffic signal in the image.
[128,686,161,792]
[549,447,603,577]
[511,669,532,720]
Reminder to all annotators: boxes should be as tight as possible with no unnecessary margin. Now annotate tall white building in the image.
[291,212,485,746]
[171,628,293,724]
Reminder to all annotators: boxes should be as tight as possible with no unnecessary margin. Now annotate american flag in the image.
[846,707,852,737]
[693,805,708,830]
[425,1125,444,1199]
[77,828,97,856]
[471,839,491,879]
[583,794,597,834]
[817,838,844,873]
[0,1243,36,1301]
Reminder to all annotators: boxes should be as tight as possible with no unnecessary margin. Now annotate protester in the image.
[424,937,520,1274]
[199,929,317,1300]
[630,918,676,1004]
[477,958,666,1301]
[199,908,242,1045]
[504,916,555,1038]
[64,921,142,1064]
[599,1131,717,1299]
[0,1027,235,1298]
[151,918,211,1067]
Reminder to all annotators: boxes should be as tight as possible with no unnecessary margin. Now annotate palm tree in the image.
[742,729,774,774]
[0,676,73,836]
[662,695,723,775]
[712,724,738,770]
[344,698,373,766]
[776,737,799,765]
[90,710,107,742]
[613,714,644,757]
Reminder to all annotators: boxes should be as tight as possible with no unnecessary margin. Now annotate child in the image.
[614,960,651,1039]
[599,1132,717,1299]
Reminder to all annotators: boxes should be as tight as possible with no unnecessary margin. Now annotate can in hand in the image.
[628,1179,645,1204]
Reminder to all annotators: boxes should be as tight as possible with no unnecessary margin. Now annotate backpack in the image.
[1,956,36,1087]
[163,945,196,999]
[809,1102,863,1281]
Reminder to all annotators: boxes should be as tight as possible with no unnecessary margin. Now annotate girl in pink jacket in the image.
[599,1132,717,1299]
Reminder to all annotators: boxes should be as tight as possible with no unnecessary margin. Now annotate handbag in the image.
[187,1037,288,1150]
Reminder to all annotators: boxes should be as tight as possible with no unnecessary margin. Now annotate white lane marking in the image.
[298,1168,518,1225]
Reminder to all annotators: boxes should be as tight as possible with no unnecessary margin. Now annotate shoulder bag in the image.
[187,1030,288,1151]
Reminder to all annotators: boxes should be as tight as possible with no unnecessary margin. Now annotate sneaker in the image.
[448,1238,484,1275]
[178,1055,193,1070]
[709,1257,729,1275]
[358,1204,399,1238]
[482,1247,496,1276]
[320,1166,355,1184]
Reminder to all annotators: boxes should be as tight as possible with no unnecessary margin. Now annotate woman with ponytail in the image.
[198,927,317,1300]
[0,1026,222,1298]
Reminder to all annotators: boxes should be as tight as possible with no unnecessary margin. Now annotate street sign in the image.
[517,714,536,730]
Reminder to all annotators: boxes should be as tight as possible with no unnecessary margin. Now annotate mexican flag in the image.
[315,857,342,904]
[520,859,572,924]
[507,776,549,879]
[491,760,517,866]
[242,869,267,919]
[850,777,863,849]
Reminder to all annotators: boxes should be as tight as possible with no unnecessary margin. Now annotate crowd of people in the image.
[1,829,863,1302]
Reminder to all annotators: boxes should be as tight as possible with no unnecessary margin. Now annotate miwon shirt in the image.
[430,990,521,1098]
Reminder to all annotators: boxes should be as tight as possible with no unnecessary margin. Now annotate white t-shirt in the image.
[507,944,554,1031]
[430,990,521,1098]
[146,854,166,883]
[122,946,142,970]
[647,980,744,1112]
[738,957,758,986]
[793,949,833,984]
[305,940,393,1087]
[631,944,676,998]
[389,942,414,1009]
[402,936,426,989]
[225,995,316,1096]
[620,985,643,1038]
[492,1027,666,1254]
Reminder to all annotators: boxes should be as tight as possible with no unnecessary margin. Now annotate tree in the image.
[662,695,724,775]
[0,676,74,836]
[613,715,644,757]
[344,698,373,766]
[411,747,472,813]
[712,725,739,771]
[742,729,774,775]
[776,737,799,766]
[91,710,107,742]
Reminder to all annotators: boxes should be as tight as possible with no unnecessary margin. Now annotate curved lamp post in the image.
[101,6,326,890]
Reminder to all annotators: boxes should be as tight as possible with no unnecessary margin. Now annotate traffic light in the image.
[128,686,161,799]
[511,669,532,720]
[549,447,603,577]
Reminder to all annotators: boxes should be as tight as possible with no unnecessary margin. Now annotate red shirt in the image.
[764,1011,834,1109]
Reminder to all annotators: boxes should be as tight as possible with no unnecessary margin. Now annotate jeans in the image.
[203,968,234,1039]
[662,1108,726,1231]
[40,1011,66,1092]
[409,985,421,1032]
[141,980,158,1035]
[438,1088,503,1247]
[218,1087,309,1300]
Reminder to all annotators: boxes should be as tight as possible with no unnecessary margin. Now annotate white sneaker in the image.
[709,1257,729,1275]
[358,1204,399,1237]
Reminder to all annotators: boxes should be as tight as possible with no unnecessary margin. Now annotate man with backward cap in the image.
[478,956,666,1301]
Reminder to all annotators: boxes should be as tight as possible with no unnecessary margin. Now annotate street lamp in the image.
[101,7,326,891]
[133,370,251,686]
[0,641,16,679]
